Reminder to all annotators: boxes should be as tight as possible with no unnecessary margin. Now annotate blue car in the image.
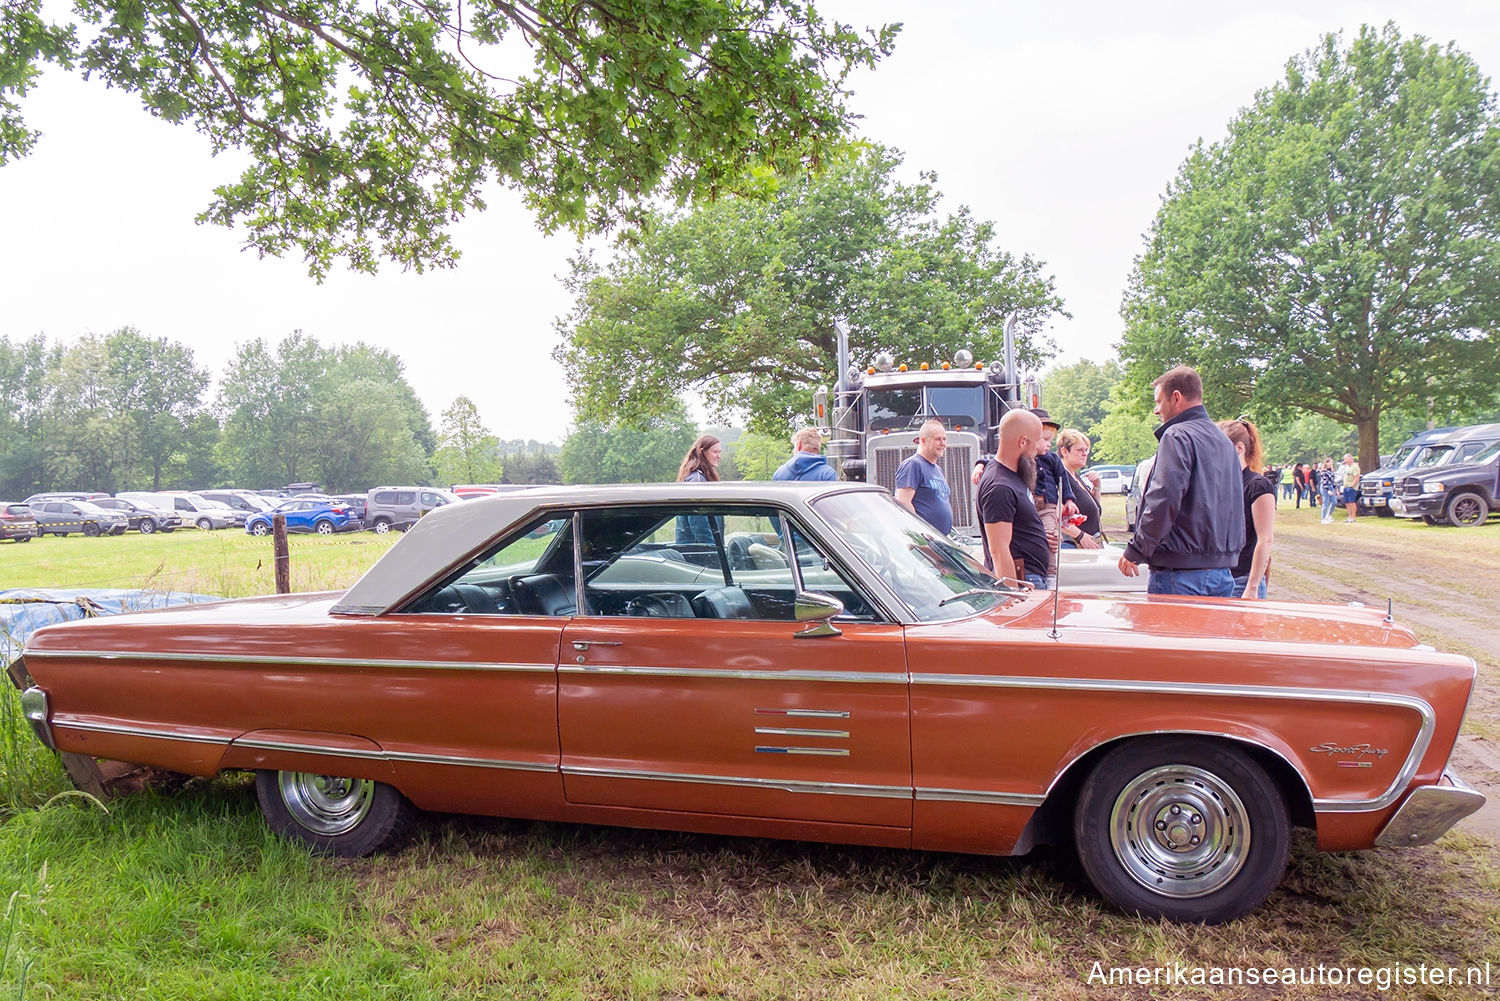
[245,499,359,536]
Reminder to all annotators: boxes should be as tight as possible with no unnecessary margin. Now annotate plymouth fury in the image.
[8,482,1483,923]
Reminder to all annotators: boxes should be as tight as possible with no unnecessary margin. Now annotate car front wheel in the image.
[196,517,213,530]
[1074,737,1290,924]
[255,770,414,857]
[1445,492,1489,528]
[138,519,156,534]
[83,523,100,537]
[249,521,271,536]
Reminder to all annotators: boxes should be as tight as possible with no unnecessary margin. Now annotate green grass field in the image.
[3,514,1499,999]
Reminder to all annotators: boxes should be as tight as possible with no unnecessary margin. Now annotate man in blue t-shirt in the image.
[893,420,953,535]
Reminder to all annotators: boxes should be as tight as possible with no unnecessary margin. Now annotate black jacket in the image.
[1123,405,1245,570]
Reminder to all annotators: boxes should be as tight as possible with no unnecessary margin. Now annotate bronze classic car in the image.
[8,482,1483,923]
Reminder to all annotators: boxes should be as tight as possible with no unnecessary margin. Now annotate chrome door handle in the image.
[571,640,623,651]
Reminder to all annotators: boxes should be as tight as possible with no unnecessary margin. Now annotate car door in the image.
[557,504,912,830]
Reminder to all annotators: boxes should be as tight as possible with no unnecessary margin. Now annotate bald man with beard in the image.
[977,409,1052,588]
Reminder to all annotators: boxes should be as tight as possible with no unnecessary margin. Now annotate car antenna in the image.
[1049,475,1063,640]
[1384,597,1394,626]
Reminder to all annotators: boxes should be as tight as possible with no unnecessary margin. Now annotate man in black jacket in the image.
[1118,366,1244,596]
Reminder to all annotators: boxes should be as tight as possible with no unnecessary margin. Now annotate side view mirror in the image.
[793,590,844,638]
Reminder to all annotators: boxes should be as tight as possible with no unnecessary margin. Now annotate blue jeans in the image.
[1148,567,1235,597]
[1320,491,1337,520]
[1026,573,1046,589]
[1232,575,1268,599]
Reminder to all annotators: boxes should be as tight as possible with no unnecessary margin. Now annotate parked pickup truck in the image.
[1390,440,1500,526]
[1358,426,1456,515]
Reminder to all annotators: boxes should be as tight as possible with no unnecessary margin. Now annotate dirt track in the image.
[1107,498,1500,843]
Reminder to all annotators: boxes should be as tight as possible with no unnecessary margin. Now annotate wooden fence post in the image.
[273,513,290,594]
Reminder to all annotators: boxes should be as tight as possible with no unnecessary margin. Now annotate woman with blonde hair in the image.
[1217,417,1276,598]
[676,434,722,483]
[1055,428,1103,549]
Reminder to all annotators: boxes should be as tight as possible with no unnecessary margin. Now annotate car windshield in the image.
[810,491,1024,621]
[1413,445,1454,467]
[927,385,986,428]
[867,387,923,431]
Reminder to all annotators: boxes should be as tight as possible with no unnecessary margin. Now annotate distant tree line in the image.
[0,328,571,497]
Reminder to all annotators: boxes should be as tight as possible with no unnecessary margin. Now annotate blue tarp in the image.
[0,588,224,666]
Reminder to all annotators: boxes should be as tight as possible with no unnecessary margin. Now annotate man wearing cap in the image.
[1029,408,1074,588]
[894,420,953,535]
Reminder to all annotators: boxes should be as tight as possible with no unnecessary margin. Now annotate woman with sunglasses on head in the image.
[1056,428,1103,549]
[1217,417,1276,598]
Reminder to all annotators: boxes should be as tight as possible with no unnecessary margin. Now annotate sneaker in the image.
[1321,517,1333,524]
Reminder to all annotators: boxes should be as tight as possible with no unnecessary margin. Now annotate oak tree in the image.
[2,0,895,276]
[1120,24,1500,470]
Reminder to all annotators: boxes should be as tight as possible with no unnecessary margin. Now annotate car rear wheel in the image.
[1074,737,1290,924]
[315,519,335,535]
[138,519,156,534]
[372,517,392,534]
[1445,492,1489,528]
[255,770,414,857]
[83,523,100,537]
[196,517,213,531]
[250,521,271,536]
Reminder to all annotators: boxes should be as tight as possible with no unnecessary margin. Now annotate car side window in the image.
[400,515,574,615]
[579,506,879,621]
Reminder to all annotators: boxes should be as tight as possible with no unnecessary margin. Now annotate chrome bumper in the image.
[1374,771,1486,847]
[20,686,55,750]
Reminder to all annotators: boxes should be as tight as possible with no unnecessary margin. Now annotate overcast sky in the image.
[1,1,1496,444]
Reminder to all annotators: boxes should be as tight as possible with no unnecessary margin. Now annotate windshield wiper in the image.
[937,586,1009,607]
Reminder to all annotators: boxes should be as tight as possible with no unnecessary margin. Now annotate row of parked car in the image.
[0,485,474,542]
[1365,422,1500,527]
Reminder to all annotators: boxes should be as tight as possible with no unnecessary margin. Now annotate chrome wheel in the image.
[1109,765,1249,898]
[372,518,391,534]
[250,521,271,536]
[275,772,375,836]
[315,519,335,535]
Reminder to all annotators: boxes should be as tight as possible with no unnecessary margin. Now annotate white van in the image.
[117,491,237,530]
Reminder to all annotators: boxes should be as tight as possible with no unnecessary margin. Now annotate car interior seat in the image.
[511,574,578,616]
[624,592,696,617]
[690,585,756,619]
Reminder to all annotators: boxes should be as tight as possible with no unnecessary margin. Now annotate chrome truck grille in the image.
[867,431,980,535]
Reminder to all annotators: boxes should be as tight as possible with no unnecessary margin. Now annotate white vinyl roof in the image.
[331,481,882,615]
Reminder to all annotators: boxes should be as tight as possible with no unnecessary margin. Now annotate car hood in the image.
[988,590,1423,650]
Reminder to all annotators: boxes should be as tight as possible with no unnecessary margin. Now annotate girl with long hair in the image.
[1218,417,1276,598]
[677,434,722,482]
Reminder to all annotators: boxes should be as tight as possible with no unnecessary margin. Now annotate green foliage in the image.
[1120,24,1500,470]
[727,433,788,481]
[558,402,698,484]
[5,1,896,277]
[1040,359,1120,438]
[216,333,434,491]
[1258,413,1359,465]
[557,146,1066,435]
[431,396,503,485]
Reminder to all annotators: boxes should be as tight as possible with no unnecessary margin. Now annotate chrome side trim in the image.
[20,687,54,750]
[26,649,554,674]
[753,746,850,756]
[755,708,851,719]
[562,764,909,799]
[913,674,1434,813]
[560,664,907,684]
[232,736,557,773]
[753,727,850,738]
[53,718,556,774]
[57,717,230,745]
[915,786,1045,807]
